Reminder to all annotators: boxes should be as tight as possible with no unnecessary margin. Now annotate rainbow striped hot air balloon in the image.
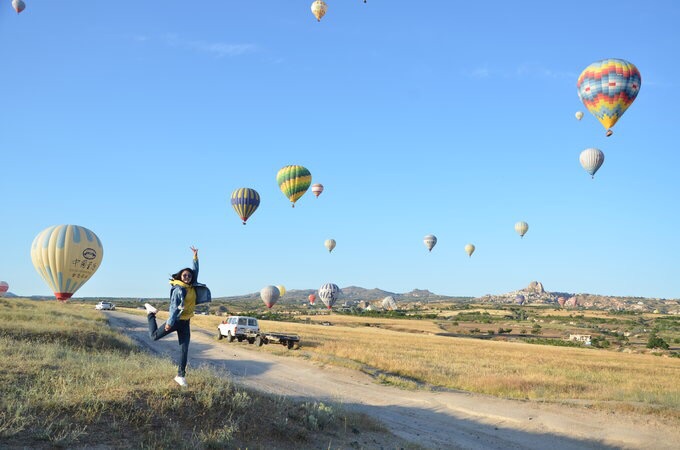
[231,188,260,225]
[277,165,312,208]
[30,225,104,302]
[577,59,641,136]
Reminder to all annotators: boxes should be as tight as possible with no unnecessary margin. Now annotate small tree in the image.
[531,324,542,335]
[647,334,669,350]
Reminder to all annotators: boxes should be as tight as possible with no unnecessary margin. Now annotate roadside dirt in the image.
[107,311,679,450]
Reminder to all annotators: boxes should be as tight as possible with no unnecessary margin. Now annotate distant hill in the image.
[7,283,677,314]
[474,281,680,314]
[213,286,472,305]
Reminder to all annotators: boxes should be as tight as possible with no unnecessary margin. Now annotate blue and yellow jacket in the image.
[167,257,211,327]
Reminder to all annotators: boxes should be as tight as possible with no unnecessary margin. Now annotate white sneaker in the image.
[144,303,158,315]
[174,376,188,387]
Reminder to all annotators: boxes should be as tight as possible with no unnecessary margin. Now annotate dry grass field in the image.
[188,308,680,421]
[0,298,413,449]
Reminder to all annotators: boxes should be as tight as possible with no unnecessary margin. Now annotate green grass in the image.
[0,298,411,449]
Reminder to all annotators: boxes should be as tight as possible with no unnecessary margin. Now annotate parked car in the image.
[95,301,115,310]
[216,316,300,349]
[217,316,259,342]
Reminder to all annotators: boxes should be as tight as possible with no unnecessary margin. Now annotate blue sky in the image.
[1,1,678,299]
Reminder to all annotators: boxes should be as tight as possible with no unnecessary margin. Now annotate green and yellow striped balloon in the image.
[231,188,260,225]
[276,165,312,207]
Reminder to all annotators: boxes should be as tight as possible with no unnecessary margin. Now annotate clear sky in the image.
[1,1,678,300]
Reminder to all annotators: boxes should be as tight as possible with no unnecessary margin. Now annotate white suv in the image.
[95,301,115,310]
[217,316,259,343]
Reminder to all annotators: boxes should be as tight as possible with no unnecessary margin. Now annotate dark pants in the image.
[147,315,191,377]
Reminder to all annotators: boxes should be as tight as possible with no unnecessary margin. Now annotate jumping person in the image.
[145,246,211,386]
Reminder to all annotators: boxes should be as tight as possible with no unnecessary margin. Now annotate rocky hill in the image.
[475,281,679,314]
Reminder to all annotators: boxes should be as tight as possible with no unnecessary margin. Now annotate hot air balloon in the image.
[276,285,286,298]
[311,0,327,21]
[311,183,324,198]
[308,294,316,305]
[318,283,340,309]
[324,239,336,253]
[12,0,25,14]
[31,225,104,302]
[277,165,312,207]
[515,221,528,238]
[515,294,525,305]
[577,59,641,137]
[575,111,584,121]
[260,285,280,309]
[0,281,8,297]
[465,244,475,258]
[423,234,437,252]
[579,148,605,179]
[382,296,397,310]
[557,297,567,308]
[231,188,260,225]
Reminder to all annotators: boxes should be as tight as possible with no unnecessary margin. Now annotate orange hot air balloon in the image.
[308,294,316,305]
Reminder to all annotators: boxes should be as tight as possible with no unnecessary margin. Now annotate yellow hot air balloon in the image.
[311,0,327,22]
[464,243,475,257]
[31,225,104,302]
[276,285,286,298]
[575,111,584,121]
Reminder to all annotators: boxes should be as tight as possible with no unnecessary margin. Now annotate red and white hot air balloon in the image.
[12,0,26,14]
[311,183,324,198]
[0,281,9,297]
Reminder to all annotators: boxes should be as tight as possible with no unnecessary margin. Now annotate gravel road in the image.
[107,311,679,450]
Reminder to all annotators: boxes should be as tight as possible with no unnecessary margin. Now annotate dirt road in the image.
[107,311,678,450]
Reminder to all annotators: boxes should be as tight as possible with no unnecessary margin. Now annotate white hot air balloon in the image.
[12,0,26,14]
[311,0,327,21]
[575,111,584,121]
[514,221,529,239]
[31,225,104,301]
[318,283,340,309]
[0,281,8,297]
[464,244,475,258]
[423,234,437,252]
[324,239,336,253]
[260,285,280,309]
[579,148,605,179]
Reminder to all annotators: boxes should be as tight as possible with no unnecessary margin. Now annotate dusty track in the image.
[107,311,678,450]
